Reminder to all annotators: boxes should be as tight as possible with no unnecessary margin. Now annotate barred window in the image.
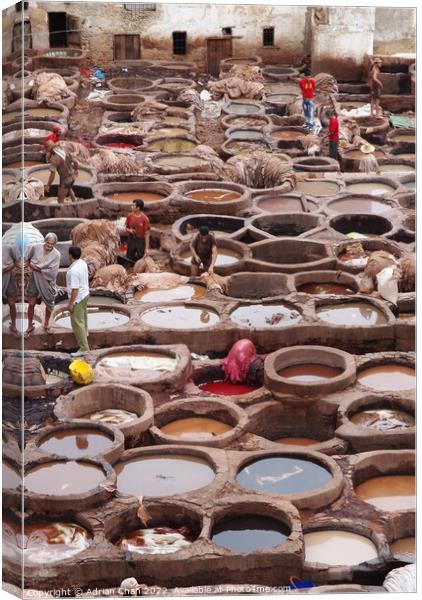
[222,27,232,36]
[124,3,156,11]
[263,27,275,47]
[173,31,187,55]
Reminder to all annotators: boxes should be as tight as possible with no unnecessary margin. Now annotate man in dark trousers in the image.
[328,109,339,160]
[125,199,151,263]
[190,226,218,276]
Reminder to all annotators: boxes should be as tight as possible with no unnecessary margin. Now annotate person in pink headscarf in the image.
[222,339,264,386]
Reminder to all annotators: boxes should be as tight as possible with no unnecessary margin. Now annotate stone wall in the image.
[374,7,416,55]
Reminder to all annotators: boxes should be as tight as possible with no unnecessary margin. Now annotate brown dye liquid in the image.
[328,198,391,214]
[3,520,92,565]
[85,409,138,425]
[55,308,129,330]
[186,189,241,202]
[390,537,415,558]
[357,364,415,391]
[115,455,215,497]
[393,134,415,142]
[29,167,92,184]
[96,351,177,372]
[147,139,196,152]
[274,437,319,446]
[350,408,414,430]
[115,526,193,554]
[38,428,113,458]
[237,456,332,495]
[227,104,260,115]
[6,160,44,168]
[257,197,303,213]
[317,302,387,326]
[106,191,166,203]
[3,462,21,490]
[378,164,414,173]
[355,475,415,511]
[278,364,342,382]
[267,94,296,104]
[24,461,105,495]
[344,149,385,159]
[160,417,232,439]
[397,311,415,320]
[3,108,62,123]
[230,303,301,328]
[297,282,355,296]
[304,530,378,566]
[135,284,207,302]
[230,130,264,140]
[155,156,207,168]
[271,130,306,140]
[296,181,340,196]
[141,306,220,329]
[150,127,189,136]
[227,117,265,128]
[346,182,395,196]
[212,515,289,553]
[180,247,241,266]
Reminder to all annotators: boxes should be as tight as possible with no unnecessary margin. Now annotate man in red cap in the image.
[44,125,62,153]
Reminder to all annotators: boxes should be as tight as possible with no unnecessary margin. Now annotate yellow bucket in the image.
[69,359,94,385]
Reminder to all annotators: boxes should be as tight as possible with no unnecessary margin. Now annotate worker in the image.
[328,109,339,160]
[44,140,79,204]
[3,244,20,337]
[299,68,316,130]
[24,233,61,337]
[368,57,384,118]
[66,246,90,357]
[44,124,62,154]
[359,143,380,174]
[190,226,217,277]
[222,339,265,387]
[125,199,151,263]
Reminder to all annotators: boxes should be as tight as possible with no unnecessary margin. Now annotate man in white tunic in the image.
[66,245,90,356]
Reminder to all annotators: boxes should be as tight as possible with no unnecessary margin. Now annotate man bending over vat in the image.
[44,140,79,204]
[190,226,218,277]
[3,244,20,337]
[66,246,90,357]
[24,233,61,337]
[125,199,151,263]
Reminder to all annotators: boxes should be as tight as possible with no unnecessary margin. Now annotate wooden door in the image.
[12,21,32,53]
[67,15,81,48]
[206,37,233,77]
[114,35,141,60]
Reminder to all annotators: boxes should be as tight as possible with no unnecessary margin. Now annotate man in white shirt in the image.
[66,246,90,357]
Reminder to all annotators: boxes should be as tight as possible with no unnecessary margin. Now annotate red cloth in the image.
[44,132,60,150]
[221,339,257,384]
[328,116,339,142]
[299,78,316,99]
[125,213,151,239]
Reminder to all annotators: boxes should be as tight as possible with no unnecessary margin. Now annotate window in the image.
[16,2,29,11]
[263,27,274,47]
[222,27,232,36]
[172,31,187,55]
[124,3,156,11]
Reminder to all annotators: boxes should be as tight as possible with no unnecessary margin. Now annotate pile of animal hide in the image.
[128,272,188,292]
[383,564,416,593]
[132,255,162,274]
[191,145,226,179]
[271,114,305,128]
[398,254,415,292]
[208,77,264,100]
[57,140,91,164]
[221,64,264,83]
[3,79,11,110]
[314,72,339,105]
[224,151,295,189]
[100,125,147,136]
[5,177,44,204]
[132,99,168,121]
[359,250,415,298]
[177,89,203,109]
[91,264,128,291]
[32,72,69,104]
[200,272,229,294]
[71,220,120,278]
[302,133,322,156]
[88,148,142,175]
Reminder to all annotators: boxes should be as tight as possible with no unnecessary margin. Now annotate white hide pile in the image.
[71,220,120,279]
[383,564,416,593]
[224,151,295,189]
[33,72,70,104]
[4,177,44,204]
[88,148,142,175]
[91,264,128,291]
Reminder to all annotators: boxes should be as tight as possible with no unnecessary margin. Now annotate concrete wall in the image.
[374,7,416,55]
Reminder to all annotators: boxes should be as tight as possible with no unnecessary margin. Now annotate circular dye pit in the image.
[105,191,166,203]
[357,364,415,391]
[317,302,387,326]
[3,305,43,333]
[114,526,194,554]
[228,129,265,140]
[237,457,332,495]
[154,155,208,170]
[297,282,355,296]
[390,537,415,559]
[212,515,289,553]
[274,437,320,446]
[37,428,114,459]
[304,530,378,566]
[180,248,241,266]
[225,116,268,128]
[378,164,414,174]
[327,197,393,214]
[393,153,415,160]
[115,455,215,497]
[24,461,106,495]
[3,520,92,565]
[345,182,395,196]
[95,352,177,376]
[230,304,300,328]
[199,381,258,396]
[6,160,45,169]
[150,127,190,137]
[226,103,261,115]
[296,181,340,196]
[56,295,123,307]
[141,306,220,329]
[350,408,414,431]
[3,108,63,123]
[84,409,138,425]
[160,417,232,440]
[55,307,129,330]
[3,461,21,490]
[27,166,93,185]
[256,196,316,213]
[278,364,342,382]
[146,138,197,152]
[272,129,306,140]
[355,475,415,511]
[135,284,207,302]
[392,134,415,143]
[185,189,241,202]
[343,149,385,160]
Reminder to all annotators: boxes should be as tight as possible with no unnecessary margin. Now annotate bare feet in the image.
[44,325,52,334]
[9,324,20,338]
[24,325,35,338]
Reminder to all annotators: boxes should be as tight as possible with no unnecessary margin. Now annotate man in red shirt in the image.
[328,110,339,160]
[44,125,62,153]
[125,199,151,262]
[299,68,316,130]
